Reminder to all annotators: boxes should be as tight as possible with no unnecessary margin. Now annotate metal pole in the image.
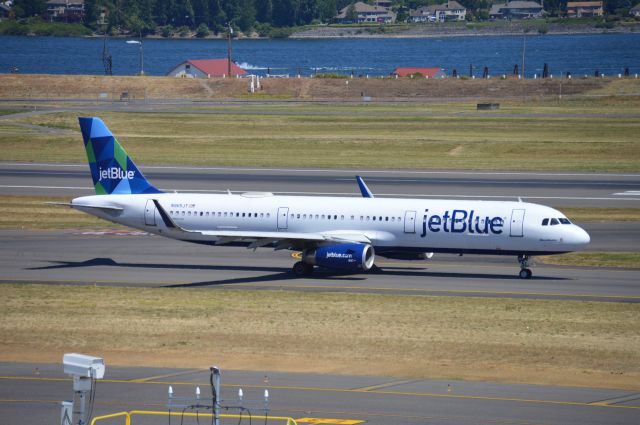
[227,24,233,78]
[522,31,526,79]
[213,367,221,425]
[140,37,144,75]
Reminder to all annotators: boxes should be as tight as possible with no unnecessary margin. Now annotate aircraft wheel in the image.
[519,268,532,279]
[293,261,313,277]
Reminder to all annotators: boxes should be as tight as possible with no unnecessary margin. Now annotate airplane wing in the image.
[152,200,371,250]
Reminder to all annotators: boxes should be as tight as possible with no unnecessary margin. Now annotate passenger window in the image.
[366,216,370,221]
[351,215,354,220]
[341,215,344,220]
[200,212,203,216]
[391,217,395,222]
[385,217,389,221]
[236,213,240,217]
[266,213,270,218]
[542,218,549,226]
[373,216,376,221]
[321,215,325,219]
[559,218,571,224]
[315,214,319,219]
[360,216,364,221]
[260,213,264,218]
[379,216,382,221]
[297,214,300,219]
[550,218,559,225]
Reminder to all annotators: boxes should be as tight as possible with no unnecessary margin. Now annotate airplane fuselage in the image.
[73,192,590,257]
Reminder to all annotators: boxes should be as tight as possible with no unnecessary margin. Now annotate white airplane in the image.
[64,117,590,279]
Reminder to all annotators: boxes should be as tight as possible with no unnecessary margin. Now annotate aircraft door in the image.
[510,209,525,237]
[404,210,416,233]
[144,199,156,226]
[277,207,289,230]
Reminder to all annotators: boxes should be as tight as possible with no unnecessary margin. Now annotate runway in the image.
[2,230,639,302]
[1,362,638,425]
[1,162,640,208]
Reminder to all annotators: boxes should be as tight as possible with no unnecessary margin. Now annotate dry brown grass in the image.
[0,73,624,101]
[1,284,639,390]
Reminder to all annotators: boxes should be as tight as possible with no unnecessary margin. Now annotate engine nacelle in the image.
[304,243,375,271]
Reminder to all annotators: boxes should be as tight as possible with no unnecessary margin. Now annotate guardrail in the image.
[90,410,298,425]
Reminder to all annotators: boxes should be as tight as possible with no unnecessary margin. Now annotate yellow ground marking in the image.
[354,379,418,392]
[217,282,640,301]
[296,418,364,424]
[128,368,205,383]
[3,276,640,300]
[1,376,639,410]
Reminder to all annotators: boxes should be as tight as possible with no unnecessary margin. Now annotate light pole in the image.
[227,23,233,77]
[125,32,143,76]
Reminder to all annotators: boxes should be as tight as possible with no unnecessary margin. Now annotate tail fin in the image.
[78,117,161,195]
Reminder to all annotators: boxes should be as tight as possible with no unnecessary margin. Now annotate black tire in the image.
[293,261,313,277]
[519,268,532,279]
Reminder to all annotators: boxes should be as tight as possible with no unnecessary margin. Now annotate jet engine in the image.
[303,243,375,271]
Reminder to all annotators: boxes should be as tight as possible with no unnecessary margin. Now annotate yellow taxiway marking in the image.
[1,376,639,410]
[219,282,640,301]
[4,276,640,301]
[296,418,364,424]
[128,368,205,383]
[354,379,418,392]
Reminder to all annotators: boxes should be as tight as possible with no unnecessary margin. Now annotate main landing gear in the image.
[518,254,532,279]
[292,261,314,277]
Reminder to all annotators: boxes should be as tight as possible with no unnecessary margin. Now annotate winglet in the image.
[356,176,374,198]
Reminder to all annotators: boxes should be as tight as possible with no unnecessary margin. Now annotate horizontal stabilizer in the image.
[47,202,124,212]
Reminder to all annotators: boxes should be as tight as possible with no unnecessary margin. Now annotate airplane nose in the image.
[569,226,590,247]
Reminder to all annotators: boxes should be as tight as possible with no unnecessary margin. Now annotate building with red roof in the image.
[391,67,446,78]
[167,59,247,78]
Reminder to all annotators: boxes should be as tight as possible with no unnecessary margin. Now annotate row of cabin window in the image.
[170,210,271,219]
[290,213,402,222]
[542,217,571,226]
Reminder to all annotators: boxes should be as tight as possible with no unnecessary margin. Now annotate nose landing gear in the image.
[518,254,532,279]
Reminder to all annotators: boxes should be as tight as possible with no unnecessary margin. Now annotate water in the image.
[1,34,639,78]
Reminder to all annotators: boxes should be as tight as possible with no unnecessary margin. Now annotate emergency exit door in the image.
[510,209,525,237]
[404,210,416,233]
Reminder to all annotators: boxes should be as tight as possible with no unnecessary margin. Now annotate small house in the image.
[566,1,603,17]
[167,59,247,78]
[391,67,446,78]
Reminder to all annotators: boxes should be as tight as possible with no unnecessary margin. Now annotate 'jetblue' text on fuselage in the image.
[420,209,504,237]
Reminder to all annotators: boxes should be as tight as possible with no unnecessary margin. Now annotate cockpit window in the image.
[550,218,560,225]
[542,218,549,226]
[559,218,571,224]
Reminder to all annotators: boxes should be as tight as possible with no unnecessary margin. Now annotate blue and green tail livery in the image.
[79,117,161,195]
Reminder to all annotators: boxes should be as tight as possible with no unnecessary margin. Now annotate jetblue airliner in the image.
[64,117,590,279]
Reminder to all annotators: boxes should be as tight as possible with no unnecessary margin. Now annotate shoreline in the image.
[2,21,639,40]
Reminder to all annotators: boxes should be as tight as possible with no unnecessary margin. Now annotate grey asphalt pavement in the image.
[2,230,639,302]
[0,362,638,425]
[1,162,640,208]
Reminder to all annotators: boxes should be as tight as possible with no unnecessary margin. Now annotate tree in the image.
[256,0,273,22]
[346,2,357,20]
[12,0,47,18]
